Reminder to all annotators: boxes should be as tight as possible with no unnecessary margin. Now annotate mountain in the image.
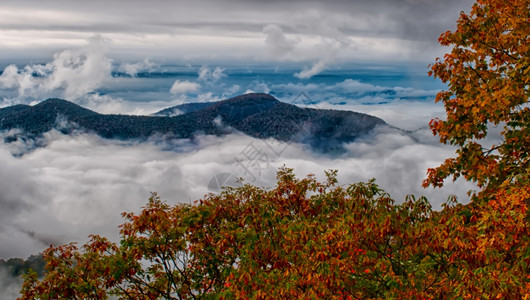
[0,93,386,152]
[154,102,215,116]
[0,99,99,135]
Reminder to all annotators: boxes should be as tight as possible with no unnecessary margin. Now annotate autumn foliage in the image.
[424,0,529,193]
[18,0,529,299]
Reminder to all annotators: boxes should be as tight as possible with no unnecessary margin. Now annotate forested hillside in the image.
[0,93,385,152]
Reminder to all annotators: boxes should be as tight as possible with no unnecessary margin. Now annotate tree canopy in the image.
[423,0,529,194]
[18,168,529,299]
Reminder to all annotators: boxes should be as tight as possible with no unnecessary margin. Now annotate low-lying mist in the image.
[0,123,475,261]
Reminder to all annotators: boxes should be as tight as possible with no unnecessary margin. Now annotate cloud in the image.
[0,147,43,223]
[119,59,156,77]
[169,80,201,94]
[0,65,20,89]
[0,131,194,258]
[0,35,112,102]
[0,124,471,300]
[270,79,440,128]
[222,84,241,97]
[198,66,227,83]
[263,24,297,57]
[292,27,349,78]
[258,9,356,78]
[196,92,221,103]
[0,120,476,261]
[294,57,330,79]
[0,265,23,300]
[333,79,385,93]
[246,81,270,94]
[320,101,444,131]
[0,0,474,63]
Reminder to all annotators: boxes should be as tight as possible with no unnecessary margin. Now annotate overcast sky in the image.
[0,0,473,64]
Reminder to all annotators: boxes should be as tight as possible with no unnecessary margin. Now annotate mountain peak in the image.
[222,93,278,103]
[34,98,97,116]
[39,98,74,105]
[154,93,280,117]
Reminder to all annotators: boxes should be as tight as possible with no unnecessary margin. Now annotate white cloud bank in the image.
[170,80,201,94]
[0,35,111,101]
[198,66,227,83]
[0,39,192,116]
[294,57,331,79]
[0,124,474,261]
[118,59,156,77]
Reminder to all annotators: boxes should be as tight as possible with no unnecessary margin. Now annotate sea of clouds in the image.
[0,125,477,259]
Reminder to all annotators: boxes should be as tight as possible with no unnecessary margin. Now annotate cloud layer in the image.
[0,121,475,261]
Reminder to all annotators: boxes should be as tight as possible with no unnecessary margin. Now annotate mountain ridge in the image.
[0,93,386,152]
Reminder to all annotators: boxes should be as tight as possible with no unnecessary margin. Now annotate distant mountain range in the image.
[0,93,386,152]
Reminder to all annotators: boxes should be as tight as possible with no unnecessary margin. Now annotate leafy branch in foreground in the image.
[424,0,529,194]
